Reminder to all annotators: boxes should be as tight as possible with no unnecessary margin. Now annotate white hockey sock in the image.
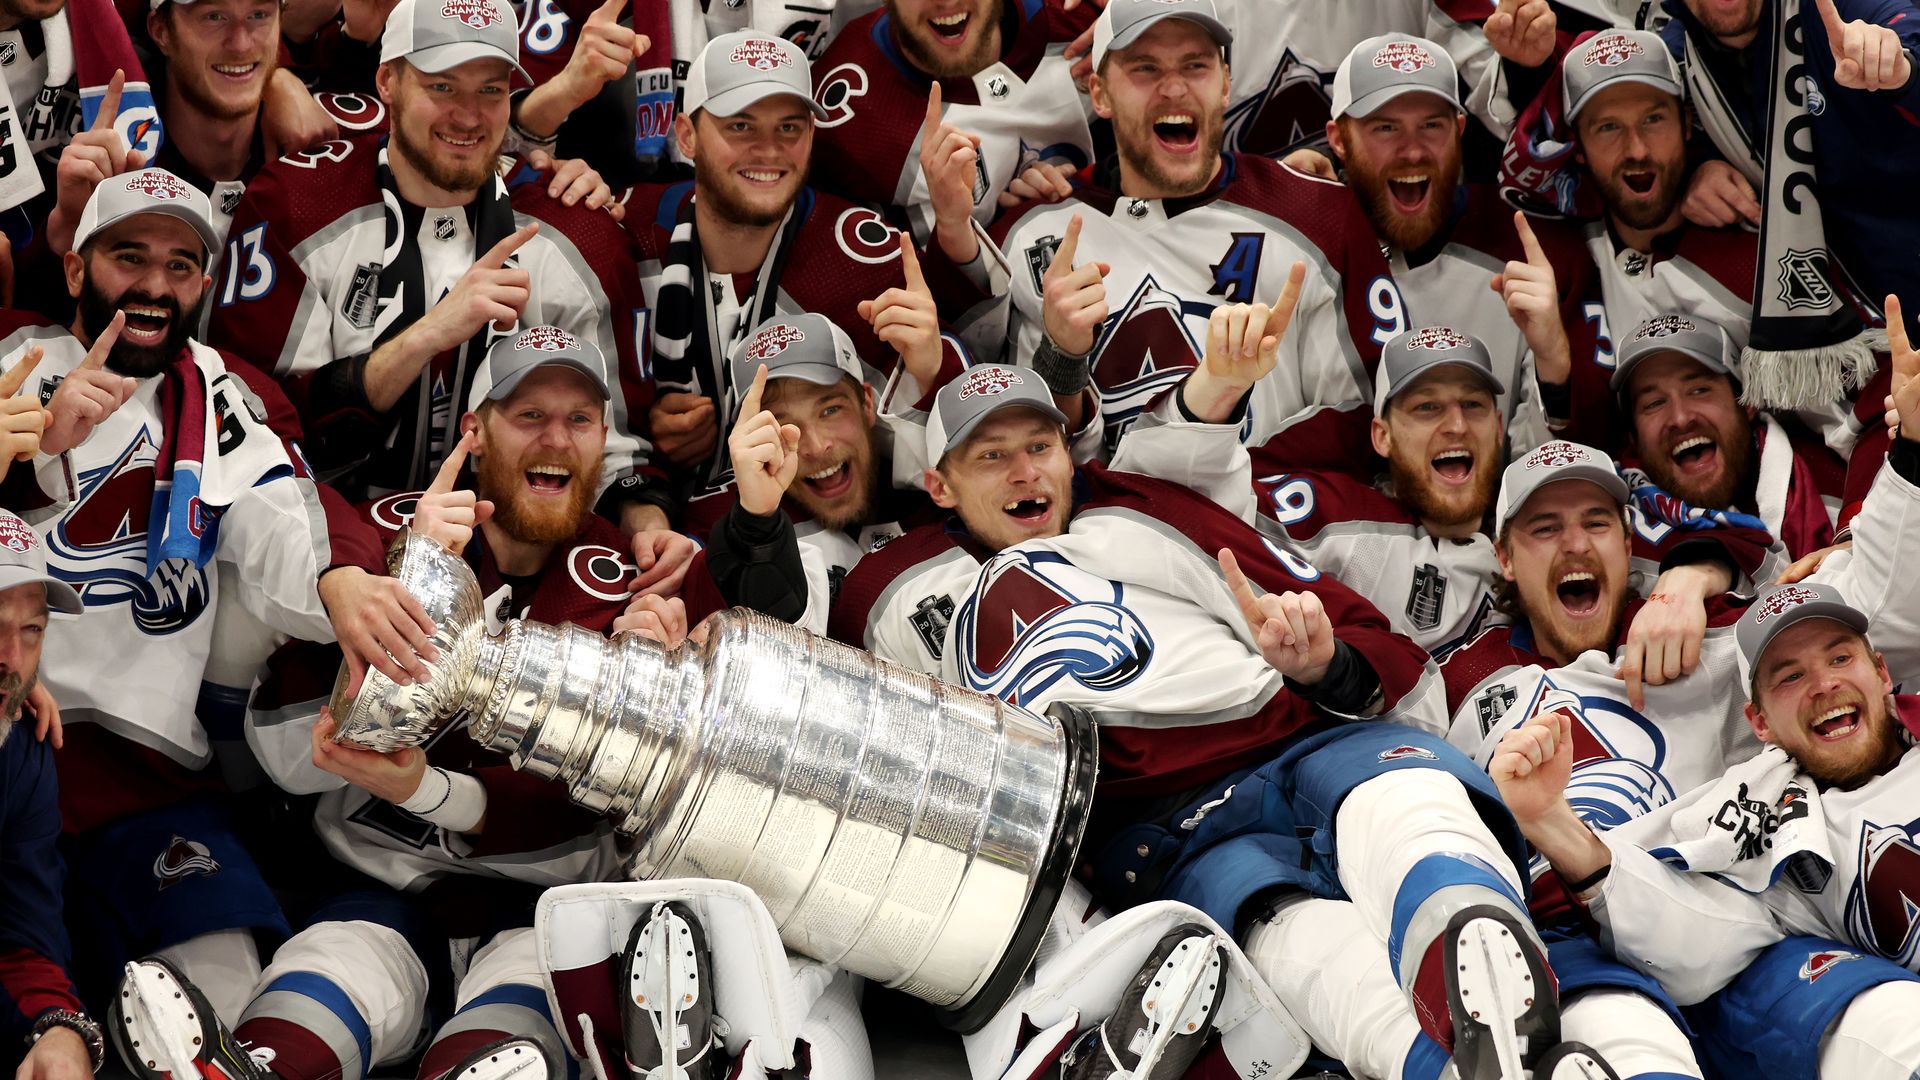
[154,928,262,1028]
[1560,989,1701,1079]
[1820,980,1920,1080]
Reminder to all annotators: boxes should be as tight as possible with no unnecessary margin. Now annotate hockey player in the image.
[636,30,967,533]
[204,0,652,521]
[831,334,1612,1075]
[117,328,661,1080]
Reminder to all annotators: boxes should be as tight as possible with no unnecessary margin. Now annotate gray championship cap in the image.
[1090,0,1232,72]
[729,313,865,396]
[1610,314,1734,393]
[1562,29,1681,121]
[1495,440,1629,530]
[468,325,612,411]
[1735,582,1871,688]
[0,512,81,614]
[684,31,826,120]
[1332,33,1463,120]
[1374,325,1505,415]
[72,169,221,256]
[926,365,1070,465]
[380,0,528,81]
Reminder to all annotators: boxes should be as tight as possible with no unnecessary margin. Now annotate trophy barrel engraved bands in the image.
[331,535,1096,1029]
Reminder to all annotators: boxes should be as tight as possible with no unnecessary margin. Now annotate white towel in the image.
[1612,744,1834,893]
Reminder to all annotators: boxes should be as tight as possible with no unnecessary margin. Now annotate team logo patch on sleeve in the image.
[1798,950,1859,983]
[567,544,634,602]
[1372,41,1435,73]
[1406,563,1446,632]
[153,835,221,889]
[833,207,902,265]
[440,0,500,28]
[1583,33,1645,66]
[1377,744,1438,762]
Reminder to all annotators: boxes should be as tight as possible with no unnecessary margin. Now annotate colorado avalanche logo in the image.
[125,171,191,201]
[1223,47,1334,158]
[1378,744,1438,762]
[832,207,901,266]
[1404,326,1471,352]
[1583,33,1645,67]
[813,63,869,129]
[1523,441,1591,471]
[1799,949,1860,983]
[567,544,633,603]
[1845,820,1920,965]
[153,835,220,890]
[440,0,499,28]
[1631,315,1696,342]
[317,92,386,132]
[958,367,1024,400]
[1371,41,1435,73]
[370,491,423,532]
[728,39,791,69]
[953,551,1153,707]
[1753,585,1824,624]
[514,325,580,353]
[746,324,805,362]
[1532,686,1674,832]
[0,516,35,553]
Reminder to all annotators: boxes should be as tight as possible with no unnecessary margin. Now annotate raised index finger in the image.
[1263,261,1308,341]
[1216,547,1267,632]
[428,429,474,496]
[1049,214,1083,280]
[1514,210,1548,267]
[922,82,944,142]
[591,0,627,21]
[90,70,126,132]
[481,222,540,268]
[80,311,125,370]
[738,363,769,421]
[1813,0,1849,42]
[897,231,926,292]
[0,345,41,398]
[1888,294,1912,364]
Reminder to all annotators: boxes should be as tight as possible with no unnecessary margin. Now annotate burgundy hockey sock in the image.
[231,1017,337,1080]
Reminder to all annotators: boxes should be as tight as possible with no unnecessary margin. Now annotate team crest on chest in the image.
[48,427,210,634]
[1845,819,1920,965]
[952,550,1152,707]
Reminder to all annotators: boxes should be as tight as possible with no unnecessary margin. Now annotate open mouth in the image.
[436,131,483,151]
[1669,434,1719,476]
[120,304,171,345]
[1621,168,1656,195]
[1812,702,1863,740]
[801,461,853,500]
[1430,448,1473,485]
[212,62,259,82]
[738,167,786,187]
[1387,174,1432,213]
[525,464,572,496]
[1003,495,1052,525]
[928,10,971,44]
[1151,114,1199,154]
[1555,570,1602,618]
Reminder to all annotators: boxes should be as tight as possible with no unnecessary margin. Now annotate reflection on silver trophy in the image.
[329,534,1097,1027]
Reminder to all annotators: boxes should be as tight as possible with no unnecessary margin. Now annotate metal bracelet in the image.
[30,1010,104,1072]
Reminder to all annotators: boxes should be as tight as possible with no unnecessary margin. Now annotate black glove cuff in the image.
[1031,335,1092,396]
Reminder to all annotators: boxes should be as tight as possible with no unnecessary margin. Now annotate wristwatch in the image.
[30,1009,105,1072]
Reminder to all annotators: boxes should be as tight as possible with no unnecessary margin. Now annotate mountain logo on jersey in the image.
[152,835,221,889]
[1228,48,1332,156]
[1753,585,1825,624]
[125,171,192,202]
[516,325,580,353]
[954,551,1153,707]
[1845,819,1920,965]
[958,366,1024,399]
[746,323,805,362]
[1405,326,1472,352]
[1377,744,1437,761]
[1798,949,1859,984]
[1776,248,1838,311]
[440,0,500,29]
[728,38,792,70]
[47,427,211,635]
[1535,685,1674,831]
[1371,41,1435,73]
[1090,276,1205,430]
[1582,33,1645,67]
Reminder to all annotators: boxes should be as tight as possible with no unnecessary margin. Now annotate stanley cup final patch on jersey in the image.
[343,262,383,330]
[153,835,221,890]
[1474,682,1518,736]
[911,593,955,659]
[1406,563,1446,632]
[1025,235,1062,293]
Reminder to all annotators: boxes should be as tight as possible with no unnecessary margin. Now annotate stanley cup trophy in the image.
[328,534,1098,1030]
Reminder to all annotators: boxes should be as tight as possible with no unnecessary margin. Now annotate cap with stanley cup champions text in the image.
[729,313,866,398]
[684,31,827,120]
[1494,440,1630,531]
[73,169,221,257]
[1609,314,1734,393]
[926,365,1069,466]
[1374,325,1505,416]
[1090,0,1232,72]
[1332,33,1464,120]
[380,0,529,82]
[0,512,81,614]
[1735,582,1872,689]
[1561,29,1681,121]
[467,325,611,412]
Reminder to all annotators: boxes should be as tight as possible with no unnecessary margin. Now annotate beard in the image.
[1642,411,1753,509]
[692,154,796,227]
[1386,438,1498,534]
[477,443,596,545]
[1795,693,1905,790]
[788,450,879,531]
[889,0,1005,78]
[1687,0,1766,40]
[1345,142,1461,252]
[1113,109,1224,199]
[1595,156,1684,231]
[78,277,195,377]
[1529,554,1626,663]
[391,109,503,194]
[0,665,38,747]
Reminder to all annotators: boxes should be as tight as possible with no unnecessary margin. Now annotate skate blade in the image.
[119,963,210,1080]
[453,1043,549,1080]
[1451,918,1539,1080]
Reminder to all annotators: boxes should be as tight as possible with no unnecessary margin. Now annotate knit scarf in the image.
[371,140,518,489]
[1685,3,1879,410]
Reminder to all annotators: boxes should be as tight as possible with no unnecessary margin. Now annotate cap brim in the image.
[1565,73,1681,119]
[940,399,1071,462]
[1505,465,1630,527]
[760,362,853,387]
[702,83,829,121]
[405,41,530,83]
[1747,605,1872,681]
[1102,12,1233,61]
[487,359,612,404]
[1338,83,1464,120]
[1608,344,1732,392]
[78,204,222,260]
[0,568,83,614]
[1377,357,1506,414]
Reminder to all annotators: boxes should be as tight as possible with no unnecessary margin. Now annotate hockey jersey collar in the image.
[1080,151,1239,219]
[871,0,1051,99]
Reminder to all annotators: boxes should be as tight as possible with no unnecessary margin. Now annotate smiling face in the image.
[763,375,879,530]
[1373,366,1503,537]
[1627,352,1753,508]
[1747,620,1903,790]
[1332,93,1465,252]
[677,97,813,228]
[151,0,280,123]
[1497,480,1632,665]
[887,0,1005,78]
[1685,0,1766,46]
[379,57,512,197]
[1575,83,1687,235]
[0,582,47,743]
[1090,18,1229,200]
[66,215,211,377]
[926,408,1074,551]
[465,366,607,545]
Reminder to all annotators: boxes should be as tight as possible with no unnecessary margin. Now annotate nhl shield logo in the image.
[746,323,805,362]
[1025,234,1062,292]
[0,41,15,66]
[1799,950,1859,983]
[1406,563,1446,632]
[1474,682,1518,736]
[433,214,458,241]
[440,0,499,28]
[1775,248,1836,311]
[987,74,1009,99]
[1372,41,1435,73]
[911,593,955,658]
[1583,33,1644,67]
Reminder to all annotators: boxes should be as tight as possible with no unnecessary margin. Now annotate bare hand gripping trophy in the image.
[327,534,1097,1029]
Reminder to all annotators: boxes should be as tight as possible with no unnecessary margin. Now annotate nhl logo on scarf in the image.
[1774,249,1837,311]
[1371,41,1434,73]
[746,323,805,361]
[1405,325,1471,351]
[440,0,499,29]
[0,515,36,553]
[1753,584,1823,623]
[516,325,581,352]
[729,39,791,70]
[958,367,1024,399]
[126,171,192,202]
[1582,33,1644,67]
